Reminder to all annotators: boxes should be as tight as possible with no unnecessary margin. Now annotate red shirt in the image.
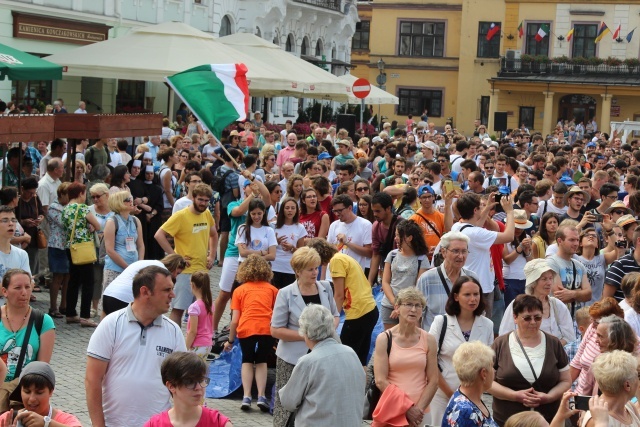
[491,220,506,290]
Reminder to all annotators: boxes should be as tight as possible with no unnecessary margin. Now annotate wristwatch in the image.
[44,415,51,427]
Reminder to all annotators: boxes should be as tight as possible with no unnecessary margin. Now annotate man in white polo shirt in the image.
[85,266,186,427]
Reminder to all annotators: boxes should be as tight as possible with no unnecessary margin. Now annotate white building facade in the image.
[0,0,357,122]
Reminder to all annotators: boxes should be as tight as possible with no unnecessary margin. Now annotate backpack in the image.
[212,167,234,195]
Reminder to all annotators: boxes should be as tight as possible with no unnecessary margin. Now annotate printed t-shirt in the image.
[329,253,376,320]
[160,207,214,274]
[0,313,55,381]
[0,246,30,280]
[234,225,277,262]
[272,223,308,273]
[327,216,373,269]
[230,281,279,338]
[299,210,326,238]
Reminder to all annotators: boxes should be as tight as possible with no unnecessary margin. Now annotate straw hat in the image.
[563,186,591,205]
[606,201,632,215]
[617,214,639,229]
[513,209,533,229]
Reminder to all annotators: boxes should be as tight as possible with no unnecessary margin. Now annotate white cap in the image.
[132,160,142,167]
[143,152,153,159]
[145,166,155,173]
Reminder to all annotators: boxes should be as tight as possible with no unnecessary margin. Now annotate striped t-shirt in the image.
[604,253,640,302]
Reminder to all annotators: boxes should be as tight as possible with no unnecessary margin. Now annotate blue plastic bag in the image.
[206,343,243,398]
[336,284,384,365]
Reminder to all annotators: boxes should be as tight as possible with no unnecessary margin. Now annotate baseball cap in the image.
[242,179,252,188]
[418,185,435,196]
[586,142,596,148]
[318,152,332,160]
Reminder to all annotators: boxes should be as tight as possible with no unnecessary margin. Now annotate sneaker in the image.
[206,352,217,362]
[241,396,251,411]
[257,396,269,412]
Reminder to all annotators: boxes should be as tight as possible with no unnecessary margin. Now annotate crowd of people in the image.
[0,112,639,427]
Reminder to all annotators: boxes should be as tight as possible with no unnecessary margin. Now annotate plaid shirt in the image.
[417,265,479,331]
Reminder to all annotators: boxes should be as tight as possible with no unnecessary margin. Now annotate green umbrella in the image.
[0,43,62,81]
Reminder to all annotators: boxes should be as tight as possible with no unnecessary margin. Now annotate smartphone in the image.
[494,194,503,204]
[443,180,454,195]
[574,395,591,411]
[592,214,603,222]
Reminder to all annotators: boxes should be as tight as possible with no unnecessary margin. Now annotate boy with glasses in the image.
[172,172,203,214]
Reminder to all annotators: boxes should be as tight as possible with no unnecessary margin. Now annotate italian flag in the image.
[166,63,249,138]
[535,24,549,42]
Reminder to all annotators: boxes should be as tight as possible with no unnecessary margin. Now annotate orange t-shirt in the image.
[410,209,445,253]
[230,281,279,338]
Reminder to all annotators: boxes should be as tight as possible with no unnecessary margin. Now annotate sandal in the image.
[32,286,42,293]
[48,309,64,319]
[66,316,81,324]
[80,319,98,328]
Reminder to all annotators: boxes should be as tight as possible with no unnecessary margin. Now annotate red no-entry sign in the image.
[352,78,371,99]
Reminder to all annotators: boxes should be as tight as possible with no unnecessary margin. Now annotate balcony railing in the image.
[292,0,342,11]
[499,58,640,77]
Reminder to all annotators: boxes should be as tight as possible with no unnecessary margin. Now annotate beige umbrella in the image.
[45,22,305,98]
[337,74,399,105]
[219,32,351,100]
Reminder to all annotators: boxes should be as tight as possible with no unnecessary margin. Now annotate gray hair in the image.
[298,304,337,342]
[91,164,110,180]
[440,231,470,249]
[599,315,638,353]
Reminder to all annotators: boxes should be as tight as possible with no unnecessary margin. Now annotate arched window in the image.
[315,39,323,56]
[255,27,261,37]
[285,34,295,52]
[220,15,232,37]
[301,37,310,56]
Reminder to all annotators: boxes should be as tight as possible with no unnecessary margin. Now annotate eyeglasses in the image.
[583,234,597,240]
[184,378,210,390]
[445,248,468,256]
[612,210,626,215]
[485,166,495,170]
[332,207,348,215]
[605,195,618,200]
[400,303,423,310]
[437,159,447,163]
[0,218,18,224]
[123,197,132,203]
[520,315,543,323]
[356,187,368,192]
[305,194,317,199]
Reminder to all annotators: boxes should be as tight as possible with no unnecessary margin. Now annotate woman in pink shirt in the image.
[145,352,232,427]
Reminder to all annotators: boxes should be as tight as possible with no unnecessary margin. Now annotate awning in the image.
[337,74,398,105]
[0,43,62,81]
[300,54,354,68]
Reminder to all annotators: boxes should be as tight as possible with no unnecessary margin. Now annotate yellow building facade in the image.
[352,0,640,136]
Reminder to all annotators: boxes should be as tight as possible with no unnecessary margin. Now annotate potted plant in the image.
[572,56,588,73]
[531,55,550,72]
[520,54,533,72]
[605,56,622,67]
[551,55,569,73]
[624,57,640,73]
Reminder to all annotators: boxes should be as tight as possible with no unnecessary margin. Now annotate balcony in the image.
[292,0,342,11]
[499,57,640,77]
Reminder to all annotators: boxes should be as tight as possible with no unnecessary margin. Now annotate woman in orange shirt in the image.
[224,254,279,412]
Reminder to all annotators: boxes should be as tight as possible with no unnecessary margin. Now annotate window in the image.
[315,40,323,56]
[301,37,309,56]
[220,15,232,37]
[11,80,52,111]
[572,24,597,58]
[398,88,442,117]
[477,22,501,58]
[352,21,370,50]
[519,107,535,130]
[285,34,295,52]
[480,96,490,126]
[525,23,550,56]
[398,21,445,57]
[116,80,146,113]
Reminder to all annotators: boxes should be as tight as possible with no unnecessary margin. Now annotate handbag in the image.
[363,331,392,420]
[69,205,97,266]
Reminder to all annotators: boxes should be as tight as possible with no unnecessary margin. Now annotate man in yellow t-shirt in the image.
[155,184,218,326]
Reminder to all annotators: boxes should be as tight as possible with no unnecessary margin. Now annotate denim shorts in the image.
[48,247,69,274]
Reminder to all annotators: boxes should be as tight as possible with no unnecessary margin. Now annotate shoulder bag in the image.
[363,331,392,420]
[35,199,47,249]
[437,314,448,372]
[69,205,97,265]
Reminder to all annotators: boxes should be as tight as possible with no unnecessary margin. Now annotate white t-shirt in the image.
[451,222,497,293]
[0,246,30,280]
[483,172,519,192]
[450,154,465,174]
[537,198,568,217]
[235,224,277,262]
[327,216,373,268]
[272,223,307,274]
[86,305,186,427]
[109,151,122,168]
[102,260,165,303]
[172,197,193,214]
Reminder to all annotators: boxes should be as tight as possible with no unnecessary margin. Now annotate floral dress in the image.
[442,389,498,427]
[46,202,67,250]
[61,203,93,248]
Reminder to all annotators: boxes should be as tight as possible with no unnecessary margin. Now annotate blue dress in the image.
[442,389,498,427]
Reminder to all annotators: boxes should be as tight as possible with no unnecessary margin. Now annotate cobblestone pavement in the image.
[40,265,490,426]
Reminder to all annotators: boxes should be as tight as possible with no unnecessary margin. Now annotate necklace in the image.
[4,305,30,337]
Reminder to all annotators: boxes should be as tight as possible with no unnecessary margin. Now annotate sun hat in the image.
[424,141,439,155]
[9,361,56,401]
[617,214,639,229]
[513,209,533,229]
[563,186,591,205]
[524,258,556,289]
[606,201,632,215]
[229,130,240,137]
[336,139,350,147]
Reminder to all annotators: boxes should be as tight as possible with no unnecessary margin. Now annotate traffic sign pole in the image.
[360,99,364,134]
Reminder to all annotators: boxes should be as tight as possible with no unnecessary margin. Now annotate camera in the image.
[616,240,627,248]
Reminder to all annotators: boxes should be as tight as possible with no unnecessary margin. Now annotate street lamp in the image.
[376,58,386,131]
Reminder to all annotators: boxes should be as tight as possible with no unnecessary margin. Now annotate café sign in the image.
[13,12,110,46]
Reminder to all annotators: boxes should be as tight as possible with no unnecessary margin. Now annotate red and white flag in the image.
[613,23,621,39]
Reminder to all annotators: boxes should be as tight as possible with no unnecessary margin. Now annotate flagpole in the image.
[211,134,242,169]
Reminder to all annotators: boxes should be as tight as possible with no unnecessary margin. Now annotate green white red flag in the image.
[166,63,249,138]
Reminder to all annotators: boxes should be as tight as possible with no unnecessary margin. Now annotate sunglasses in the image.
[612,210,626,215]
